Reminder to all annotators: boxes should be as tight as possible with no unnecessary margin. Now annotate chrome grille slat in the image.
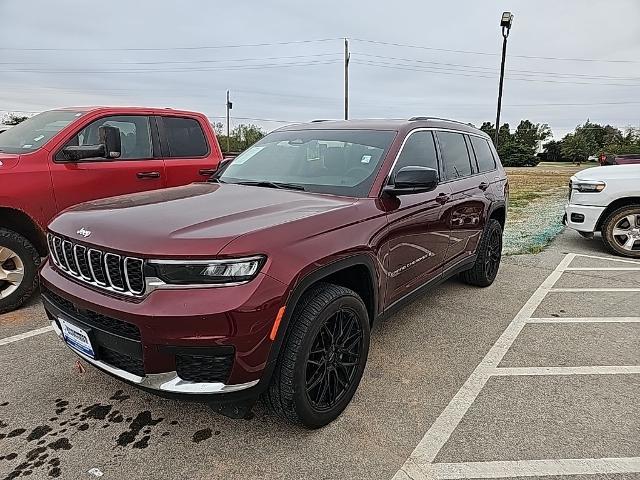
[47,234,146,297]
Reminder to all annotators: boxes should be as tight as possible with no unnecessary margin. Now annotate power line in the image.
[352,38,640,64]
[351,60,640,87]
[0,38,342,52]
[355,53,640,82]
[3,59,342,74]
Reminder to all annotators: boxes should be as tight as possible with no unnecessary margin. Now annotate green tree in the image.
[561,133,590,163]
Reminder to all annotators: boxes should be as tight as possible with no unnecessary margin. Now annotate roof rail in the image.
[408,116,471,126]
[311,119,331,123]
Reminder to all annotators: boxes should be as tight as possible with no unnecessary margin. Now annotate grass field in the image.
[503,162,597,254]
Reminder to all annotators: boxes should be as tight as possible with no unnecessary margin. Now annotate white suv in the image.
[565,164,640,258]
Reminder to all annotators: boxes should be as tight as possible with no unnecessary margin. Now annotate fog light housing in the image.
[571,213,585,223]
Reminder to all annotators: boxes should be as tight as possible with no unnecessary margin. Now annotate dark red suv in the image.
[40,117,507,428]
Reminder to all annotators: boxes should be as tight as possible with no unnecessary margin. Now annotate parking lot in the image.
[1,230,638,480]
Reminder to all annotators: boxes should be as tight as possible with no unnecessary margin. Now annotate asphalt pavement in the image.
[1,230,638,480]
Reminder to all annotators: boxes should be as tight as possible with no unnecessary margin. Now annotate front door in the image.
[50,114,165,211]
[383,130,452,307]
[156,115,219,186]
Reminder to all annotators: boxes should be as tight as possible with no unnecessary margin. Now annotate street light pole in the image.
[495,12,514,148]
[226,90,232,153]
[344,38,350,120]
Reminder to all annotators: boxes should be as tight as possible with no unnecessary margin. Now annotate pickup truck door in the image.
[49,114,166,211]
[155,115,221,186]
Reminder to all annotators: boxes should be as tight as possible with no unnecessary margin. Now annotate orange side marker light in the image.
[269,306,286,341]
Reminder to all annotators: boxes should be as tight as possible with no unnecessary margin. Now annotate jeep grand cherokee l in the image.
[40,117,507,428]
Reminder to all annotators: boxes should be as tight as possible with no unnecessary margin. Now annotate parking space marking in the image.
[0,325,53,346]
[550,287,640,292]
[529,317,640,323]
[428,457,640,479]
[492,366,640,376]
[393,252,640,480]
[570,253,640,265]
[566,267,640,271]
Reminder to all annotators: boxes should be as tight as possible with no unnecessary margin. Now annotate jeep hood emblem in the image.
[76,227,92,238]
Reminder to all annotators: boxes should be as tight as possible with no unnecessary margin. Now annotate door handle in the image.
[136,171,161,179]
[479,182,490,191]
[436,193,450,204]
[199,168,217,176]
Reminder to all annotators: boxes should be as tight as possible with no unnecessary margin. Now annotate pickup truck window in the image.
[163,117,209,158]
[0,110,83,154]
[61,115,153,160]
[219,129,395,197]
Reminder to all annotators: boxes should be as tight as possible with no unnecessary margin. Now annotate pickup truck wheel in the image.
[602,206,640,258]
[0,228,40,314]
[460,219,503,287]
[264,282,370,428]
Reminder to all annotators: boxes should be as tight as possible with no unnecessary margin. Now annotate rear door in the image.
[435,131,488,267]
[383,130,452,306]
[50,114,166,211]
[156,115,219,186]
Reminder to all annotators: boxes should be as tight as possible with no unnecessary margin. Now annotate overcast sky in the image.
[1,0,639,139]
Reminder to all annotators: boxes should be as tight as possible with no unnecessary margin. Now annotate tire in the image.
[460,219,503,287]
[264,282,370,428]
[601,205,640,258]
[0,228,40,314]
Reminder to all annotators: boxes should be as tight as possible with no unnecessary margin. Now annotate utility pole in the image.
[344,38,350,120]
[226,90,232,153]
[495,12,514,148]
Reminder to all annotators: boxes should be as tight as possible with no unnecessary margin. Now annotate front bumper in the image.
[40,259,288,398]
[564,203,606,233]
[49,319,258,394]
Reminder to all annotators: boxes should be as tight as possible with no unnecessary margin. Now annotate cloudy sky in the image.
[1,0,639,139]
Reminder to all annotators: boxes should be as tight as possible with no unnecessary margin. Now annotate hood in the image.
[573,164,640,181]
[49,183,356,257]
[0,152,20,170]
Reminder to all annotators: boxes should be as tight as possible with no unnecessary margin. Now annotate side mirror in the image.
[383,166,439,195]
[99,125,122,159]
[61,125,121,162]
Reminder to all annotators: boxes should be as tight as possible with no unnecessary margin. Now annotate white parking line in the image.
[565,267,640,271]
[529,317,640,323]
[392,252,640,480]
[429,457,640,479]
[0,325,53,346]
[492,365,640,376]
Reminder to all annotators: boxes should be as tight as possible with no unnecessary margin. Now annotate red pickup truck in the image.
[0,106,223,313]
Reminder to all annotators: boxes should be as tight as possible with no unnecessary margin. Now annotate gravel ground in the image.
[503,186,567,255]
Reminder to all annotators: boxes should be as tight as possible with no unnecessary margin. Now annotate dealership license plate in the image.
[59,319,95,358]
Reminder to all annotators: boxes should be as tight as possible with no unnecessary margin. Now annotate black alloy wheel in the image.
[305,308,363,412]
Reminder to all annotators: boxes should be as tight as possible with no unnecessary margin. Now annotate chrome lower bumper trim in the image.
[51,321,259,395]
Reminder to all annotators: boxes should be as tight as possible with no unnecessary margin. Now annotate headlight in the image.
[573,180,606,193]
[150,256,265,285]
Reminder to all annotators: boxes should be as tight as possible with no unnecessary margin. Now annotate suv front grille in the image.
[175,353,233,383]
[47,234,145,296]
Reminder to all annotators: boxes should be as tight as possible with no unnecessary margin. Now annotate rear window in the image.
[469,136,496,172]
[163,117,209,157]
[437,131,473,180]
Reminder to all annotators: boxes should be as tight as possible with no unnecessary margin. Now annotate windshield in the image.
[219,129,396,197]
[0,110,84,154]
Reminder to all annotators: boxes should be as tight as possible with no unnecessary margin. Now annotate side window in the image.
[60,115,152,160]
[163,117,209,158]
[437,131,472,180]
[469,136,496,173]
[391,131,439,181]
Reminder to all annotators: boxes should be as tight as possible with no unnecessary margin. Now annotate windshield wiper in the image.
[235,180,306,191]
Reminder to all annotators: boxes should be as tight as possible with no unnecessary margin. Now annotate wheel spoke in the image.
[5,269,24,285]
[623,236,637,249]
[306,364,326,392]
[0,247,14,263]
[613,227,630,236]
[626,214,638,228]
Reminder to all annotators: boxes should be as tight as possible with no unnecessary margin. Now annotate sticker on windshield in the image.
[22,144,33,148]
[361,155,372,164]
[233,146,265,165]
[33,135,45,141]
